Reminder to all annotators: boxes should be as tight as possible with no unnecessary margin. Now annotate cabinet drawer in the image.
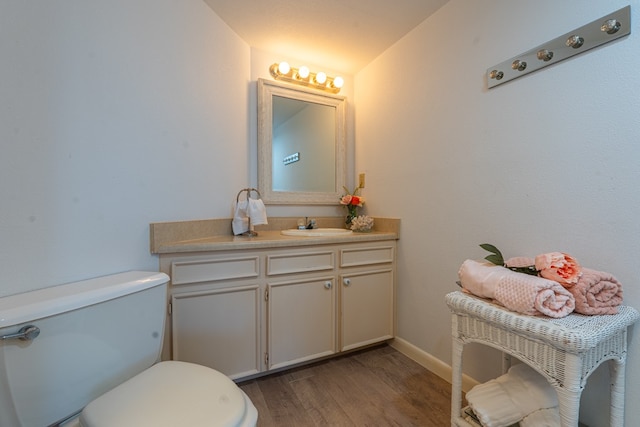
[171,256,259,285]
[267,251,334,276]
[340,246,394,267]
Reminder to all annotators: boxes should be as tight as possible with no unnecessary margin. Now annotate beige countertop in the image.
[150,217,400,254]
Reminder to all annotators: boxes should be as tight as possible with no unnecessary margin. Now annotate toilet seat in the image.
[80,361,257,427]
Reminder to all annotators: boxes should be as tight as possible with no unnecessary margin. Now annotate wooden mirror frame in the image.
[257,78,346,205]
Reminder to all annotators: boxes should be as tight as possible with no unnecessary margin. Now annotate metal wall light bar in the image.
[487,5,631,89]
[283,152,300,165]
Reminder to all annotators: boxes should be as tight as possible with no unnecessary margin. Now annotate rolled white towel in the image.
[466,363,558,427]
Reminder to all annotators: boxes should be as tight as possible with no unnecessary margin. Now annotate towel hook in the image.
[235,188,262,237]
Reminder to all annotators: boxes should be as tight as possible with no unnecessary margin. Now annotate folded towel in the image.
[466,363,558,427]
[232,200,249,235]
[458,260,575,318]
[519,407,561,427]
[506,258,623,315]
[569,268,623,315]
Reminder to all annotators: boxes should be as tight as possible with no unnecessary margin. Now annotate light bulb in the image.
[315,72,327,85]
[277,61,291,75]
[332,76,344,88]
[297,66,310,79]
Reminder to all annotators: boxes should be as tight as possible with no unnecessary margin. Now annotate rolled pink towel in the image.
[458,260,575,318]
[506,258,623,315]
[569,268,623,315]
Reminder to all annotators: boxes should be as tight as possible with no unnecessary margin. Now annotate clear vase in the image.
[345,206,357,229]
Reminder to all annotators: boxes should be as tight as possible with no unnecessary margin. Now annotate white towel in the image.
[247,198,268,226]
[232,198,268,235]
[466,363,558,427]
[232,200,249,235]
[519,407,561,427]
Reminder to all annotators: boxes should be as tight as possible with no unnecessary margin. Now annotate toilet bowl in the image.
[80,361,257,427]
[0,271,257,427]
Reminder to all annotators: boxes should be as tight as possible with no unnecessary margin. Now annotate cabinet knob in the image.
[324,281,332,289]
[343,278,351,286]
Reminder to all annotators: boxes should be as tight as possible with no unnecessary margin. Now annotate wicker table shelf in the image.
[445,291,639,427]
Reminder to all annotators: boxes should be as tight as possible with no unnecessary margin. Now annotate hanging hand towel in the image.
[232,200,249,235]
[247,198,268,226]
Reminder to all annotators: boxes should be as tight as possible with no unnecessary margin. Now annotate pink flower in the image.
[340,195,353,205]
[535,252,582,288]
[340,194,364,206]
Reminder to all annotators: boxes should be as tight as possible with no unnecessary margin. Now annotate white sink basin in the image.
[280,228,353,237]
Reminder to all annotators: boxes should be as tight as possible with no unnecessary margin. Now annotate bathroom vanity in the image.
[150,217,399,381]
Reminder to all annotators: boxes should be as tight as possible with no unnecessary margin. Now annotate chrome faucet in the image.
[297,217,317,230]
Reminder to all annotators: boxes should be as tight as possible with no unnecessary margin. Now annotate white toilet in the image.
[0,271,258,427]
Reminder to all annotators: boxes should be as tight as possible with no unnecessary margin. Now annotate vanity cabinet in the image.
[340,269,394,351]
[267,276,336,369]
[171,285,261,379]
[339,245,395,351]
[158,236,396,381]
[167,255,261,380]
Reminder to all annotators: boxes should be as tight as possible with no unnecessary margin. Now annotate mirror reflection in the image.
[258,78,346,205]
[272,96,335,192]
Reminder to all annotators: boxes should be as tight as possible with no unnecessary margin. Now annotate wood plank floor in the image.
[238,345,454,426]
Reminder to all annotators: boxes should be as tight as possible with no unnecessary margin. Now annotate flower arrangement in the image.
[480,243,582,288]
[340,185,364,228]
[350,215,374,232]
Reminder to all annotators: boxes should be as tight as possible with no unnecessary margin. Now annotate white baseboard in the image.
[389,337,479,393]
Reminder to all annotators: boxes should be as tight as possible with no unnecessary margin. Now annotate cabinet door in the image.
[171,285,261,380]
[341,269,394,351]
[267,277,336,370]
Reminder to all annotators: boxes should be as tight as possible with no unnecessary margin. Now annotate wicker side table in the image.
[445,291,639,427]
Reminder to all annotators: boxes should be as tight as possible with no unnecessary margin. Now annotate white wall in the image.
[355,1,640,425]
[5,0,638,424]
[0,0,250,296]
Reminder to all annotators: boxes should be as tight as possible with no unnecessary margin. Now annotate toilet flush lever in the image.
[1,325,40,341]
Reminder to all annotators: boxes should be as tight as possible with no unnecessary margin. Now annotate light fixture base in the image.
[269,63,342,94]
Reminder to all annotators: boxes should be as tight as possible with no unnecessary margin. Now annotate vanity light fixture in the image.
[269,62,344,94]
[487,5,631,88]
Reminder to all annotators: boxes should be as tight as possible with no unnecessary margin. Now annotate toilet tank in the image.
[0,271,169,427]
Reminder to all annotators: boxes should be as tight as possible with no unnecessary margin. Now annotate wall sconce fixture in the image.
[487,5,630,88]
[269,62,344,94]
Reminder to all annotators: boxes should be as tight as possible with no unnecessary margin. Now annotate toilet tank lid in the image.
[0,271,169,329]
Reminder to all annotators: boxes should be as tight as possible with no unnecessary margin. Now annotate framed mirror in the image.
[257,78,346,205]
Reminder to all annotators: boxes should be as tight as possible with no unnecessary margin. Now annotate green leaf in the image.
[479,243,504,266]
[484,254,504,265]
[479,243,501,256]
[507,266,539,276]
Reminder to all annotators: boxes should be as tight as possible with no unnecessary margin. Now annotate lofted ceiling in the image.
[202,0,450,74]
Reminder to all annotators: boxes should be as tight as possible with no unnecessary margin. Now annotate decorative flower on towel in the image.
[479,244,582,287]
[534,252,582,287]
[340,186,364,228]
